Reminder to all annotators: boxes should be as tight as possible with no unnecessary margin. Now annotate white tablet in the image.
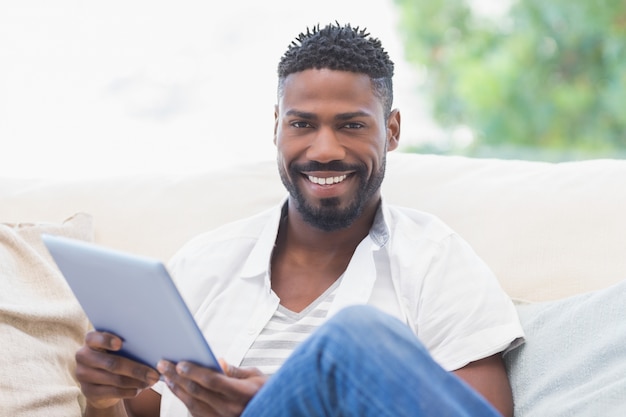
[42,234,221,372]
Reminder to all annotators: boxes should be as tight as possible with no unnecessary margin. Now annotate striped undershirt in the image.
[240,278,342,376]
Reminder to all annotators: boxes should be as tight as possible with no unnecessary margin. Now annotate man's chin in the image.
[318,196,342,208]
[298,203,361,232]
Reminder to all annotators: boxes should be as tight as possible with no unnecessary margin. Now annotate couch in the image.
[1,151,624,416]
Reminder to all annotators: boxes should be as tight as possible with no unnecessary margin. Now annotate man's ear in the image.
[273,104,279,145]
[386,109,401,151]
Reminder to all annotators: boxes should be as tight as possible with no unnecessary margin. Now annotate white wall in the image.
[0,0,437,179]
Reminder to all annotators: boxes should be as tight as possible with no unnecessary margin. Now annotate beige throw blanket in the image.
[0,213,93,417]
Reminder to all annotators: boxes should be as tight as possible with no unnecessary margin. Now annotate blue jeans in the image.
[242,305,500,417]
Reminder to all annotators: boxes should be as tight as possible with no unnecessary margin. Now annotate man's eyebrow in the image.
[284,110,372,121]
[285,109,317,120]
[335,111,371,121]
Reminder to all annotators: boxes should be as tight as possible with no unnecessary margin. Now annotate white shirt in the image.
[156,198,524,417]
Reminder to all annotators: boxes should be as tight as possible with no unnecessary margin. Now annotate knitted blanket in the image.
[0,213,92,417]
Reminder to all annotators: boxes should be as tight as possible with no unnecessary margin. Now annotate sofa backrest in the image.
[2,152,625,302]
[383,153,626,303]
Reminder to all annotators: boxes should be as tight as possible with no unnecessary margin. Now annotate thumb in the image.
[218,358,231,374]
[218,358,263,379]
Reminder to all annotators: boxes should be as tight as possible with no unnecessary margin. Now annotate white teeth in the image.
[308,174,348,185]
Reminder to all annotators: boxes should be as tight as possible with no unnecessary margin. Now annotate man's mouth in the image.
[307,174,348,185]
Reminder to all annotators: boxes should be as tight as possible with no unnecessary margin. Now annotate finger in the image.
[76,351,157,390]
[170,361,261,414]
[79,368,146,399]
[218,358,230,374]
[176,361,265,397]
[221,364,264,380]
[76,341,160,386]
[77,357,157,410]
[158,361,225,416]
[84,330,123,351]
[175,361,230,395]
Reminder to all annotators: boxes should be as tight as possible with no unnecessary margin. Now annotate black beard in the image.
[278,158,386,232]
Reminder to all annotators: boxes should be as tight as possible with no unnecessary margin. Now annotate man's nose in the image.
[306,127,346,163]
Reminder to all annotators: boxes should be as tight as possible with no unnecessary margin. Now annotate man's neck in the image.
[269,198,380,312]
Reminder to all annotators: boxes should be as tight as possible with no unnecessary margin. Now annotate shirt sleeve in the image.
[415,233,524,371]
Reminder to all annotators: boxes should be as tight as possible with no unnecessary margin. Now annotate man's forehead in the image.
[282,68,372,86]
[279,70,379,106]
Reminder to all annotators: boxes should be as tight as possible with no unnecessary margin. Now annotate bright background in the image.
[0,0,437,179]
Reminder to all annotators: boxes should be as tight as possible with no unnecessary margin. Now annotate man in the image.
[75,23,523,417]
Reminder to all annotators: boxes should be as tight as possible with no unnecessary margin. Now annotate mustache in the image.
[291,161,366,173]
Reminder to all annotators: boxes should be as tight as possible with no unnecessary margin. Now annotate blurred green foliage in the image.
[394,0,626,160]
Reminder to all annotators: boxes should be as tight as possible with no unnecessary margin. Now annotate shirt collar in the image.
[239,197,391,279]
[369,199,390,247]
[239,197,287,279]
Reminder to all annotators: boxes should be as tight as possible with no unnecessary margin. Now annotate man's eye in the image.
[344,122,364,129]
[291,121,312,128]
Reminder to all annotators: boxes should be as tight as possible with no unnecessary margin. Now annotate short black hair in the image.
[277,23,395,116]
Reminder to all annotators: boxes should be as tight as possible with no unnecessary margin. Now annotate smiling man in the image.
[75,23,523,417]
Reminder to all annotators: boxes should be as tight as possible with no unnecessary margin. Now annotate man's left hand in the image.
[157,359,267,417]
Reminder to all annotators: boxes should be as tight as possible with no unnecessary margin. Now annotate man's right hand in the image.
[75,330,161,412]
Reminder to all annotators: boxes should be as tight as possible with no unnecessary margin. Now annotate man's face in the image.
[274,69,399,231]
